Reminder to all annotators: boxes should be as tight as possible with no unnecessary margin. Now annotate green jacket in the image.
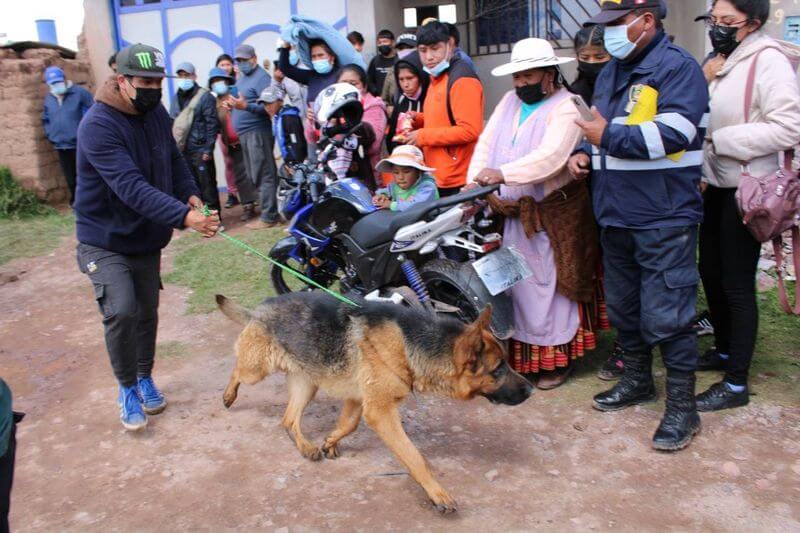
[0,379,12,458]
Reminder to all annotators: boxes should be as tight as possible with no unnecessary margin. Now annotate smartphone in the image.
[229,85,239,98]
[571,95,594,121]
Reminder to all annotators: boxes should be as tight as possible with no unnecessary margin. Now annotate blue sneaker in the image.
[118,385,147,431]
[137,376,167,415]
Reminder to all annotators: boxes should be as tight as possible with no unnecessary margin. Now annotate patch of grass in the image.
[0,212,74,266]
[0,166,55,218]
[157,340,189,359]
[163,227,288,314]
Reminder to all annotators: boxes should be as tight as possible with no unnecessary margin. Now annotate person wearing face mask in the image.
[169,62,222,217]
[381,33,418,110]
[41,66,94,206]
[569,25,610,107]
[225,44,281,228]
[277,39,341,109]
[696,0,800,412]
[366,29,397,97]
[404,21,483,196]
[468,38,597,390]
[214,54,243,209]
[210,67,258,221]
[74,43,219,432]
[567,0,708,452]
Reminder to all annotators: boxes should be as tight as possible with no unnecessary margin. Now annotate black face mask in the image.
[516,83,546,105]
[131,87,163,114]
[377,44,393,57]
[709,24,741,56]
[577,61,607,81]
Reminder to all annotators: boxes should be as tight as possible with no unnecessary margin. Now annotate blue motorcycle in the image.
[268,137,516,339]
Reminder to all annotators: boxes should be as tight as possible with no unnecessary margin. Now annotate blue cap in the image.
[44,66,65,85]
[208,66,233,83]
[174,61,196,75]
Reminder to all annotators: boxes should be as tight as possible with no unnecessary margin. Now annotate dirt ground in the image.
[2,232,800,532]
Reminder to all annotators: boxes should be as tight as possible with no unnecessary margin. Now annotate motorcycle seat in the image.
[348,185,500,250]
[349,204,430,249]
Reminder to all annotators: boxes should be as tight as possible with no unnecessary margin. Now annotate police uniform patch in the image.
[625,84,646,114]
[87,261,97,273]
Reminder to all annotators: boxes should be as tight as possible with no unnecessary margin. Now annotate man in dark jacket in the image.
[74,43,219,432]
[169,62,222,214]
[41,66,94,205]
[568,0,708,451]
[367,29,397,97]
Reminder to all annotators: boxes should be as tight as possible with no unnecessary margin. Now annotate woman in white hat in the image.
[468,38,602,389]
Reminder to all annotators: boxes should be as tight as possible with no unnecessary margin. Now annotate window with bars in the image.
[475,0,530,48]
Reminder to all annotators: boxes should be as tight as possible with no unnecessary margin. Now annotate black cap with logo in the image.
[115,43,169,78]
[587,0,663,25]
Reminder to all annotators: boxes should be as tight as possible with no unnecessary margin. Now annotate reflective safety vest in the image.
[578,32,709,230]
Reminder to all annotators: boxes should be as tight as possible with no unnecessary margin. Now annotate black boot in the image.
[592,351,656,411]
[652,372,701,451]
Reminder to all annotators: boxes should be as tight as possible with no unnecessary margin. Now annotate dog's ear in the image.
[473,304,493,331]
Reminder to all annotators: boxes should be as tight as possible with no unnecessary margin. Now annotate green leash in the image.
[198,206,360,307]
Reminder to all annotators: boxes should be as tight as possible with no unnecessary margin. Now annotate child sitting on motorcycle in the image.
[372,145,439,211]
[311,83,378,190]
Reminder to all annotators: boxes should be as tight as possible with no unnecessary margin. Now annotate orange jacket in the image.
[413,71,484,189]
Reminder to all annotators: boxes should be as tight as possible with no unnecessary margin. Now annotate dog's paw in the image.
[222,394,236,409]
[430,491,457,514]
[322,443,340,459]
[302,446,323,462]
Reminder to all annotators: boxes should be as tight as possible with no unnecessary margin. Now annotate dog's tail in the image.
[215,294,253,325]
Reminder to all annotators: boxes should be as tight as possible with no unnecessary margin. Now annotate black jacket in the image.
[169,84,220,155]
[386,52,429,152]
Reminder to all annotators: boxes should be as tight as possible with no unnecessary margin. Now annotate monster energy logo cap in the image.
[115,43,169,78]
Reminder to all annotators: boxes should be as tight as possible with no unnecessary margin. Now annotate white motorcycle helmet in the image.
[314,83,363,136]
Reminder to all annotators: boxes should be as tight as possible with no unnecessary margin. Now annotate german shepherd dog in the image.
[216,292,533,513]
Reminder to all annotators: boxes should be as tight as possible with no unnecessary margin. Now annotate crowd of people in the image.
[27,0,798,460]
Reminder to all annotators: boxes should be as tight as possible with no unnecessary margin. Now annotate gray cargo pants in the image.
[240,128,279,222]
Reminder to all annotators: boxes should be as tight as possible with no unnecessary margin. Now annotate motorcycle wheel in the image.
[419,259,483,324]
[270,250,339,295]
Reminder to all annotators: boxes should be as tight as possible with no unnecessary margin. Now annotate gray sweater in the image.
[232,65,271,136]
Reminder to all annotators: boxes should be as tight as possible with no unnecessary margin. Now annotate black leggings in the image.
[698,186,761,385]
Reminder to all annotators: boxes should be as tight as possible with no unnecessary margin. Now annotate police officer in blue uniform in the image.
[569,0,708,451]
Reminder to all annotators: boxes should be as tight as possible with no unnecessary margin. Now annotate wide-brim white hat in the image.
[491,38,574,77]
[376,145,436,173]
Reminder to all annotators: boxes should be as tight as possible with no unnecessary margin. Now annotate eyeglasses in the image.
[704,17,749,28]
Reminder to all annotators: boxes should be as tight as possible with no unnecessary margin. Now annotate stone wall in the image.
[0,47,93,204]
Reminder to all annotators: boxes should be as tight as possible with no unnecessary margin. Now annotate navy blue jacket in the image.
[42,84,94,150]
[577,33,708,229]
[168,84,220,155]
[232,65,271,136]
[75,95,200,255]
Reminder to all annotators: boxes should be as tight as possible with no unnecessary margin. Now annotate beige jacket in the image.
[704,31,800,188]
[467,91,582,196]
